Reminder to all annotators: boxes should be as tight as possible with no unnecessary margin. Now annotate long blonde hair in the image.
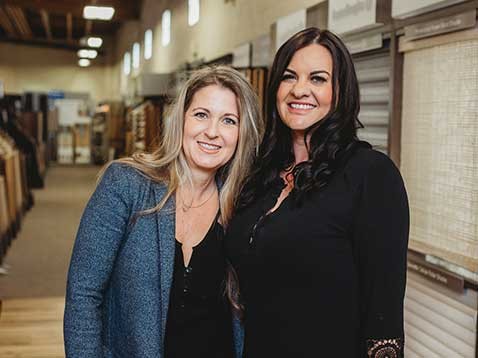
[111,65,264,226]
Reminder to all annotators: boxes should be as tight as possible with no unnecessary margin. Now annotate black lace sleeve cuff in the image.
[366,338,403,358]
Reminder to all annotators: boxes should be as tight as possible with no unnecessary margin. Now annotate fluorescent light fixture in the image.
[162,10,171,46]
[188,0,200,26]
[83,6,115,20]
[77,49,98,59]
[78,59,91,67]
[123,52,131,75]
[132,42,140,69]
[87,37,103,48]
[144,29,153,60]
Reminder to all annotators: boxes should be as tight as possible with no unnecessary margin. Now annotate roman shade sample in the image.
[400,37,478,272]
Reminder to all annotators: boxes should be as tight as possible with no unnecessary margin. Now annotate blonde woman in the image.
[64,66,263,358]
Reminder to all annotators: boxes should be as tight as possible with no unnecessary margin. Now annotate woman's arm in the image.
[64,163,133,357]
[353,153,410,358]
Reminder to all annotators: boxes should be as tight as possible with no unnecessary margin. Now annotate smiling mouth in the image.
[198,141,221,150]
[288,103,317,110]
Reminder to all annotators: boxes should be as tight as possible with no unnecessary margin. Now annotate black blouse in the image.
[225,146,409,358]
[165,219,234,358]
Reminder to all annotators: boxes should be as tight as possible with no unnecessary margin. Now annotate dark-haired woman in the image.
[226,28,409,357]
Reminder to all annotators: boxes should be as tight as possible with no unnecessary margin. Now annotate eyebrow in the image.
[284,68,331,76]
[191,107,210,113]
[223,113,239,119]
[192,107,239,118]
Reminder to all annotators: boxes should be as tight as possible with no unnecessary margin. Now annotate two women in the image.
[65,27,409,358]
[226,28,409,357]
[64,66,263,357]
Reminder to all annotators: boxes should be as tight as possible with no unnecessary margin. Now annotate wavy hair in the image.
[240,27,363,207]
[109,65,264,226]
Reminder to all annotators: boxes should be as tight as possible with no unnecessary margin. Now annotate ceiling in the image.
[0,0,142,52]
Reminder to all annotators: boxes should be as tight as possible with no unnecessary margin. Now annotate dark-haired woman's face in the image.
[276,44,333,134]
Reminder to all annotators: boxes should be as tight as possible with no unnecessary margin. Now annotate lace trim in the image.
[367,338,403,358]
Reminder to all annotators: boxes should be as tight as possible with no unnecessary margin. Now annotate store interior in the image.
[0,0,477,357]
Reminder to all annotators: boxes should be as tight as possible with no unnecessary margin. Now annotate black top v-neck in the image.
[165,219,234,358]
[225,146,409,357]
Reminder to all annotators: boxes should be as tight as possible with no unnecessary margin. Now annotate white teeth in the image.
[198,142,221,150]
[290,103,315,110]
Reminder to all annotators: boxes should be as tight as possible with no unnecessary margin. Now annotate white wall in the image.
[0,0,326,100]
[117,0,326,74]
[0,42,115,101]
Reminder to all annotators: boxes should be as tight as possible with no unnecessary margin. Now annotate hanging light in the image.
[77,49,98,59]
[83,6,115,20]
[87,37,103,48]
[78,59,91,67]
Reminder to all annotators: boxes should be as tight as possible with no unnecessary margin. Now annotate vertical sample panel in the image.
[355,52,391,154]
[400,38,478,272]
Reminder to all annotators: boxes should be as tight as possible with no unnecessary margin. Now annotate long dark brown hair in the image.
[227,28,365,318]
[239,27,364,209]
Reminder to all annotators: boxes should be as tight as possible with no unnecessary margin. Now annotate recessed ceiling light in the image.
[77,49,98,59]
[83,6,115,20]
[78,59,91,67]
[87,37,103,48]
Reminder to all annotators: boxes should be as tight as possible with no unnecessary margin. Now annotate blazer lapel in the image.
[154,185,176,348]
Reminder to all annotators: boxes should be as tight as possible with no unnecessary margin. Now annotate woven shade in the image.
[400,38,478,272]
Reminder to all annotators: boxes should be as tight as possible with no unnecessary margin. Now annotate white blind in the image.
[355,52,391,153]
[404,273,477,357]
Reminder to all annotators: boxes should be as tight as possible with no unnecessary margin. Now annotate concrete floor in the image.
[0,165,101,298]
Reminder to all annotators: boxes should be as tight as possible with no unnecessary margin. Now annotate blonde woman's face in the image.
[182,84,240,176]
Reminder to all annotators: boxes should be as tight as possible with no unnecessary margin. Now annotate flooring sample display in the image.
[400,37,478,272]
[0,176,9,235]
[0,165,99,298]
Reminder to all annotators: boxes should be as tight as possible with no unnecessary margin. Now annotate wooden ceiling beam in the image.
[2,0,141,21]
[84,0,97,40]
[66,12,72,42]
[0,36,105,53]
[85,20,92,37]
[5,5,32,39]
[40,9,52,40]
[0,6,18,38]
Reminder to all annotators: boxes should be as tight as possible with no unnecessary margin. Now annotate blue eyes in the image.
[223,117,237,125]
[194,112,207,119]
[193,112,237,125]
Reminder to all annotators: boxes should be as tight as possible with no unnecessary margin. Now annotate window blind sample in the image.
[355,52,391,154]
[400,38,478,272]
[404,272,477,357]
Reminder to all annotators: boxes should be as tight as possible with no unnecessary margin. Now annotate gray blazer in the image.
[64,163,243,357]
